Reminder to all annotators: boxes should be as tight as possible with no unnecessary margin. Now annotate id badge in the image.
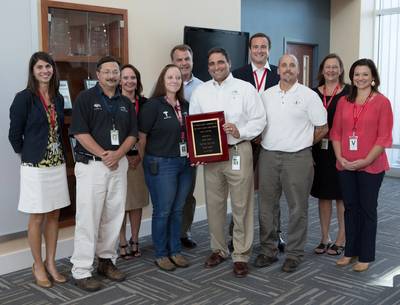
[179,142,187,157]
[320,138,329,150]
[110,129,120,145]
[232,155,241,171]
[349,135,358,151]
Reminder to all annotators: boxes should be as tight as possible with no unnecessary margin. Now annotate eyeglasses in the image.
[100,70,120,76]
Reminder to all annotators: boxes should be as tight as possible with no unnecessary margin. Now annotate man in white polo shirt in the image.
[256,54,328,272]
[190,47,266,278]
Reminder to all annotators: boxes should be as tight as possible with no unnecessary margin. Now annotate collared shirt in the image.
[139,96,189,157]
[261,81,327,152]
[183,74,203,101]
[70,83,138,153]
[189,73,266,145]
[251,61,271,94]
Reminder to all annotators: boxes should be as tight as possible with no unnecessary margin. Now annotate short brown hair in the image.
[96,56,120,71]
[170,44,193,60]
[249,33,271,50]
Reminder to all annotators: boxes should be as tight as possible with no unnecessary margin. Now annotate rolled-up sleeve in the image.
[375,96,393,147]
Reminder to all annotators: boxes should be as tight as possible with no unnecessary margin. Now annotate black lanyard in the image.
[97,88,118,127]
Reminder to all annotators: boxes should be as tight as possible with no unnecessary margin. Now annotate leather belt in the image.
[75,152,102,163]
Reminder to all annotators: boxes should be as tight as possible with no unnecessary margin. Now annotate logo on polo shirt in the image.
[231,90,240,100]
[93,103,102,111]
[119,106,128,112]
[163,111,172,119]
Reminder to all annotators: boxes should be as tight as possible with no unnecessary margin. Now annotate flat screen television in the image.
[184,26,249,82]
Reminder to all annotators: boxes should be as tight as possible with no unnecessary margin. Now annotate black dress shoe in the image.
[278,233,286,253]
[180,237,197,249]
[281,258,300,273]
[254,254,278,268]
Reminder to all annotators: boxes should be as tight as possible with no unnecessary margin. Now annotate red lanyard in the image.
[134,96,139,116]
[38,92,56,130]
[253,68,268,92]
[352,93,372,132]
[323,84,340,109]
[166,97,185,142]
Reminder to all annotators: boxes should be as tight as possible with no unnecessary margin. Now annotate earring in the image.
[371,80,376,87]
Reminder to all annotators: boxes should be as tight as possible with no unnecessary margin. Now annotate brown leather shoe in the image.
[169,254,189,268]
[97,258,126,282]
[233,262,248,278]
[155,257,176,271]
[74,276,102,292]
[205,252,226,268]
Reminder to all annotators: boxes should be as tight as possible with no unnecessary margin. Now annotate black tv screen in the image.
[184,26,249,82]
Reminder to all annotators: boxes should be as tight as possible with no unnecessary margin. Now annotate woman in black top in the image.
[139,64,193,271]
[118,64,149,259]
[311,54,349,256]
[8,52,70,287]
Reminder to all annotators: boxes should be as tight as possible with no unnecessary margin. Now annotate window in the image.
[374,0,400,170]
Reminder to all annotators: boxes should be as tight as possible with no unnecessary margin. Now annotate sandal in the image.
[119,244,134,260]
[314,242,331,254]
[327,244,345,256]
[129,238,142,257]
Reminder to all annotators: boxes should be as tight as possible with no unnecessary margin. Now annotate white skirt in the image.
[18,163,71,214]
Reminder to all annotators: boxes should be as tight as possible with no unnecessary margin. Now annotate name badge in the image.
[320,138,329,150]
[111,129,120,145]
[349,135,358,151]
[179,142,187,157]
[232,155,240,171]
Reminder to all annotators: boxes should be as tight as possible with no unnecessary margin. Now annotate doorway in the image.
[286,42,317,87]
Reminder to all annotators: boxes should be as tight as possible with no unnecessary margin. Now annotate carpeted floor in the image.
[1,177,400,305]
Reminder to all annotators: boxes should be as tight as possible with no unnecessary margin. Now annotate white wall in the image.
[0,0,241,237]
[0,1,40,236]
[330,0,375,79]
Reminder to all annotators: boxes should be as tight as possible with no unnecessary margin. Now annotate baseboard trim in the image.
[0,204,216,275]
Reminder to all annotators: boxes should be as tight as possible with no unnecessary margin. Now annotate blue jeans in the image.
[143,154,193,258]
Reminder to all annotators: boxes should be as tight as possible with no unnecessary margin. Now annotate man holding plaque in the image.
[171,44,203,249]
[190,47,266,278]
[258,54,328,273]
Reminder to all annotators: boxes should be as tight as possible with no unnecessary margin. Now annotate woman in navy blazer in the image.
[8,52,70,288]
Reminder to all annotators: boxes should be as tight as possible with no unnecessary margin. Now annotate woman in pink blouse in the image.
[330,58,393,272]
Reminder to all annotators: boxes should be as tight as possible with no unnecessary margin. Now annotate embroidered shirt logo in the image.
[119,106,128,112]
[93,103,102,111]
[163,111,171,119]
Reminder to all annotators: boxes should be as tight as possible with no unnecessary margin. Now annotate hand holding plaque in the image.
[185,111,229,163]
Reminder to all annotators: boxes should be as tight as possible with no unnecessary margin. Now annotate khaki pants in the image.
[204,141,254,262]
[258,148,314,261]
[71,157,128,279]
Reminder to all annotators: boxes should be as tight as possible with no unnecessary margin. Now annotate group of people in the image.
[8,31,393,291]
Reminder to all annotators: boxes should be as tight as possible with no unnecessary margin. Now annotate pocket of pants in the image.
[149,159,159,175]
